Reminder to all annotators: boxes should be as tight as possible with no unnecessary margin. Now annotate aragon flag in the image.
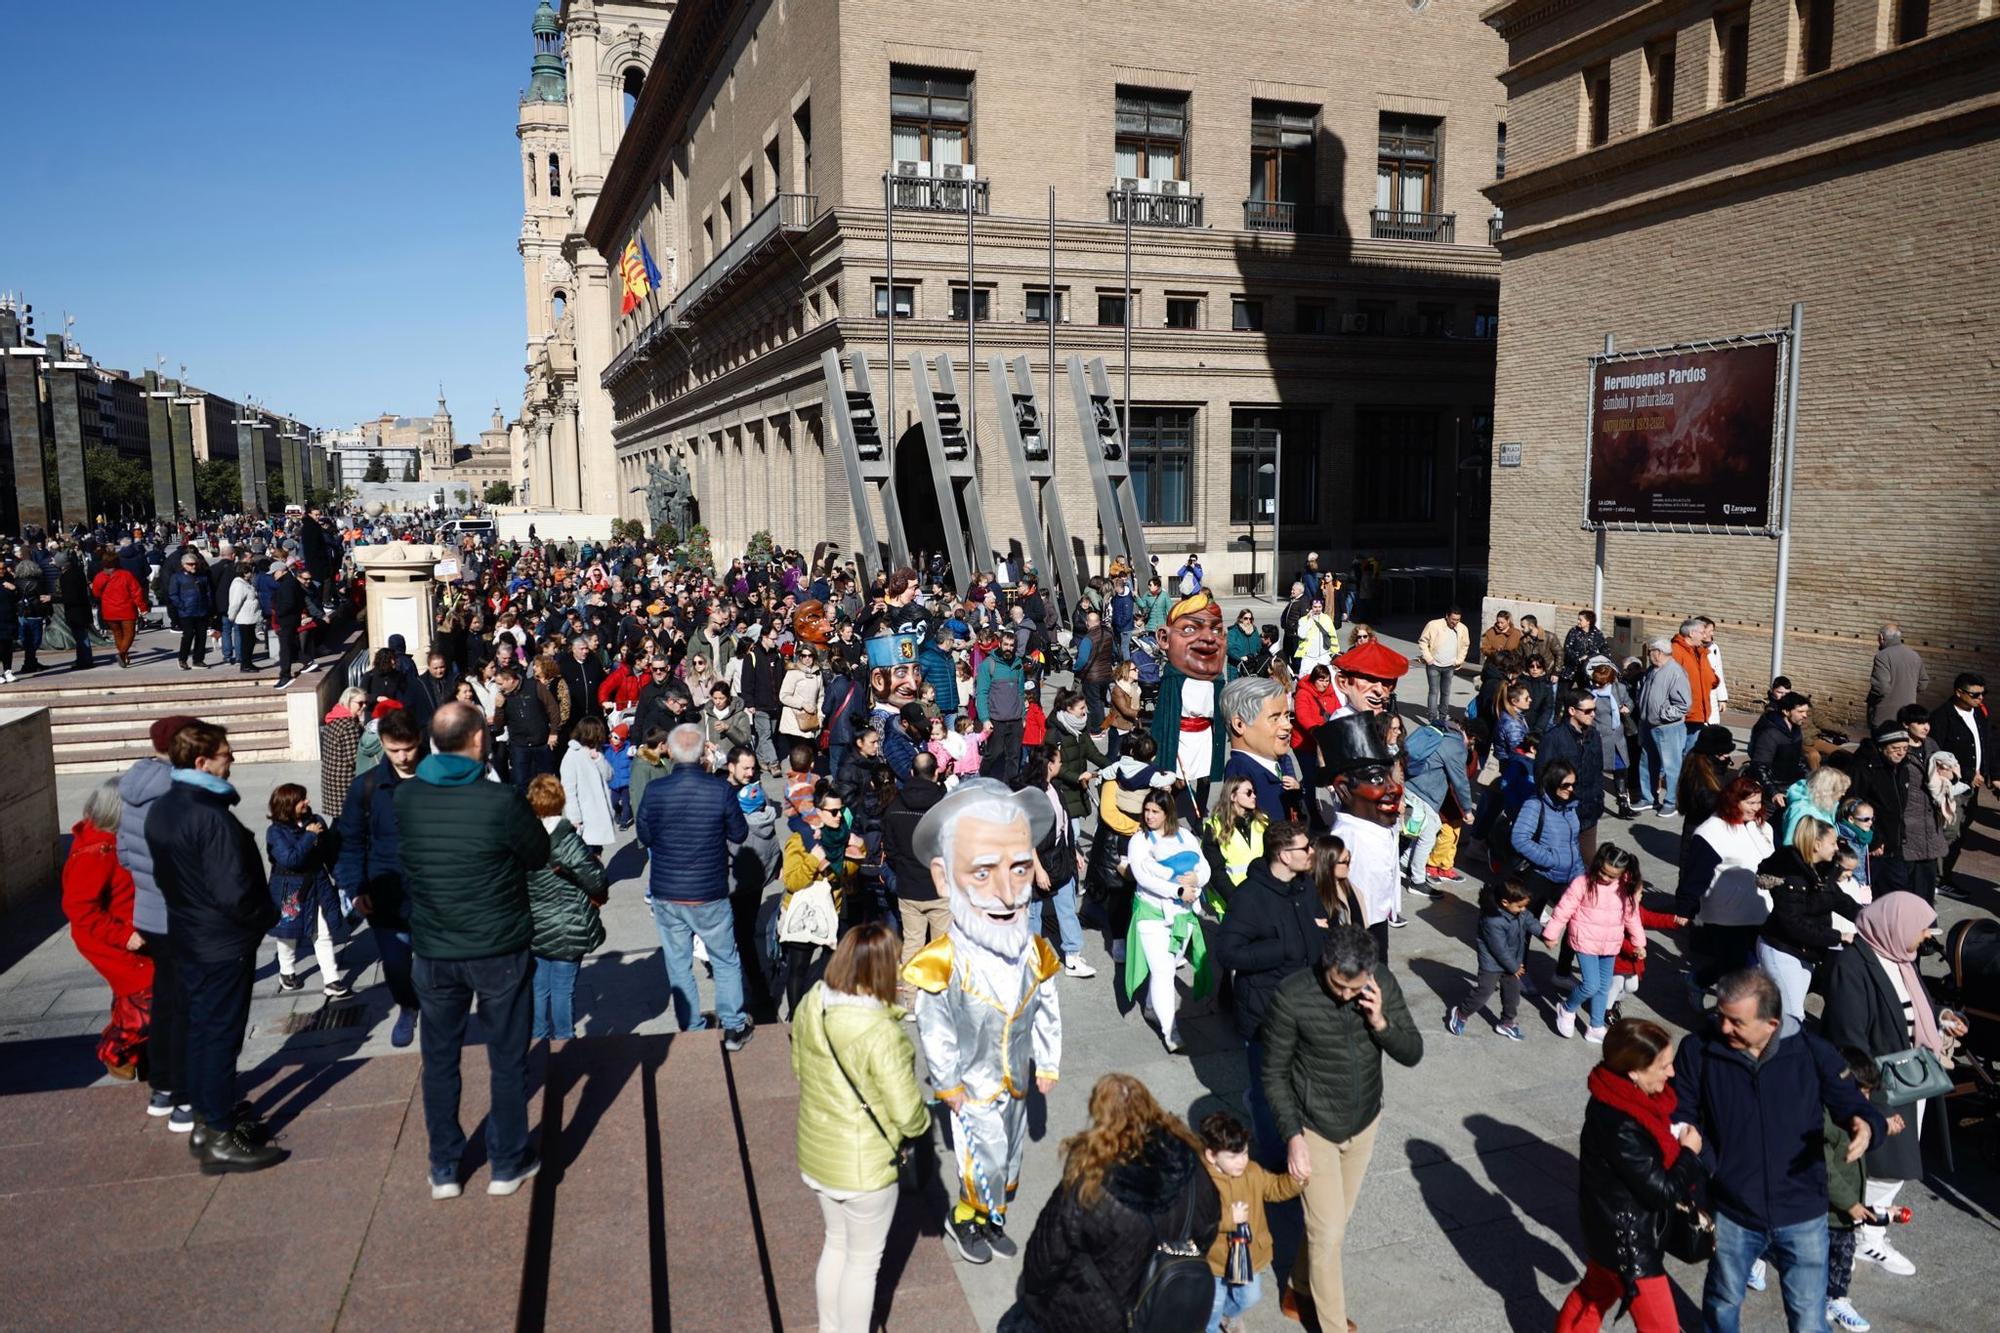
[619,236,662,315]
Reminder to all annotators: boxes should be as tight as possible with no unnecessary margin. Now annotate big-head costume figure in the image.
[901,779,1063,1254]
[1149,588,1227,797]
[1220,674,1298,822]
[791,599,830,651]
[1322,712,1404,940]
[1330,638,1409,719]
[865,629,923,732]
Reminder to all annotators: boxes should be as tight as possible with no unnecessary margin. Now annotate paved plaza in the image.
[2,624,1997,1330]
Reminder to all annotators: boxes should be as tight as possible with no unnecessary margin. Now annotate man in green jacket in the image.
[1262,924,1423,1332]
[395,701,551,1202]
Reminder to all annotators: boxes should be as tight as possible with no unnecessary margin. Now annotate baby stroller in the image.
[1128,631,1163,713]
[1940,915,2000,1166]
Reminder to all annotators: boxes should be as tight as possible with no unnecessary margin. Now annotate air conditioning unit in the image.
[1133,178,1162,194]
[1340,313,1372,334]
[1156,178,1191,197]
[894,160,932,178]
[1116,177,1145,194]
[939,162,976,181]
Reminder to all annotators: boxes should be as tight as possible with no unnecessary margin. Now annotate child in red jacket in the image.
[62,789,154,1078]
[1605,899,1688,1023]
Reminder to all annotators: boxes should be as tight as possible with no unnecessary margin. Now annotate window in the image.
[623,67,645,129]
[1165,297,1201,329]
[1127,407,1195,526]
[873,284,913,318]
[1495,122,1507,179]
[948,286,991,321]
[1377,114,1440,215]
[1232,410,1320,525]
[1115,89,1189,181]
[1097,293,1128,326]
[1647,40,1678,125]
[1472,308,1499,338]
[1250,101,1317,222]
[890,67,971,165]
[549,152,562,197]
[1796,0,1835,73]
[765,139,781,200]
[1894,0,1927,43]
[1354,301,1391,335]
[702,214,715,264]
[527,153,538,198]
[794,101,814,195]
[1353,410,1439,525]
[1414,304,1453,337]
[1295,301,1329,334]
[1025,289,1065,324]
[551,290,567,323]
[1231,298,1265,332]
[1585,65,1612,147]
[1716,10,1750,103]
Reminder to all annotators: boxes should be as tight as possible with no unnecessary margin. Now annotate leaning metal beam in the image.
[910,352,998,599]
[820,348,909,588]
[1064,355,1151,573]
[986,355,1082,617]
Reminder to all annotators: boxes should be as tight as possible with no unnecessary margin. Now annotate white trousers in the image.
[276,910,341,984]
[1135,916,1191,1041]
[812,1182,897,1333]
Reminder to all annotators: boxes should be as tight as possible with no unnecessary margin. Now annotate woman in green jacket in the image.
[790,921,932,1333]
[525,775,607,1041]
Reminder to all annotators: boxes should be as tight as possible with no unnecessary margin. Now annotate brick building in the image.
[1483,1,1999,720]
[589,0,1505,592]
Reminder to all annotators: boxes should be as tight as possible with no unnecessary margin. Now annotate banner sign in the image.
[1583,335,1787,532]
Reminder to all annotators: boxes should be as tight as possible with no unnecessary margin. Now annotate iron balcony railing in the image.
[888,173,990,214]
[1369,208,1456,243]
[1107,188,1203,228]
[1242,199,1340,235]
[1489,214,1504,245]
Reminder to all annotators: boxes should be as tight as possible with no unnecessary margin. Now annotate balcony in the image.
[1241,199,1340,235]
[1369,208,1455,243]
[1489,214,1504,245]
[887,172,989,214]
[1107,187,1203,229]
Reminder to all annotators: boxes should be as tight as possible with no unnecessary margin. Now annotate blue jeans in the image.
[1639,721,1688,810]
[532,955,581,1039]
[610,785,632,826]
[220,618,237,662]
[412,947,536,1178]
[648,896,746,1033]
[1563,952,1616,1027]
[371,921,417,1010]
[1244,1037,1282,1166]
[1208,1275,1263,1333]
[1028,878,1084,958]
[1704,1212,1828,1333]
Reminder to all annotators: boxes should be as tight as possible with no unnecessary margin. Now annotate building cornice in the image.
[1484,0,1676,72]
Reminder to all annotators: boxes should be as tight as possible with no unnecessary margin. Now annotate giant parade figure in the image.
[901,778,1062,1266]
[1148,588,1228,814]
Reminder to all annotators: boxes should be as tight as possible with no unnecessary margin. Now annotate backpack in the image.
[1126,1169,1215,1333]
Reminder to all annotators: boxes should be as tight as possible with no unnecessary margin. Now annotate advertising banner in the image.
[1584,338,1785,531]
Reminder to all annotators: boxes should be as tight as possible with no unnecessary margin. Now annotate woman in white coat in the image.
[778,646,826,746]
[559,716,619,851]
[1123,788,1212,1054]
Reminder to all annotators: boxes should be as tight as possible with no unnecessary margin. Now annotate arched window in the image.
[623,67,644,128]
[550,290,567,323]
[549,152,562,197]
[527,153,538,197]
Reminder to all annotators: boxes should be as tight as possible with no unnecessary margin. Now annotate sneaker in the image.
[1856,1235,1915,1276]
[487,1155,542,1196]
[322,980,353,1000]
[1747,1258,1768,1292]
[1062,956,1098,979]
[947,1213,993,1264]
[272,678,290,690]
[430,1167,462,1201]
[1496,1023,1525,1042]
[1387,910,1409,929]
[390,1007,418,1048]
[167,1104,195,1133]
[1826,1297,1871,1331]
[147,1090,177,1117]
[1425,866,1449,882]
[1658,806,1678,817]
[1629,800,1655,814]
[198,1124,287,1175]
[1445,1008,1467,1037]
[1555,1006,1578,1039]
[1583,1025,1607,1044]
[983,1221,1019,1259]
[1435,866,1466,882]
[277,972,303,992]
[722,1023,755,1053]
[1163,1028,1184,1055]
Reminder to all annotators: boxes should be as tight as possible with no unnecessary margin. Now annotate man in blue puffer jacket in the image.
[121,713,198,1124]
[636,723,751,1048]
[335,709,426,1047]
[165,551,214,669]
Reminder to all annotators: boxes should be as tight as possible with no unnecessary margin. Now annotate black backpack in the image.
[1127,1169,1215,1333]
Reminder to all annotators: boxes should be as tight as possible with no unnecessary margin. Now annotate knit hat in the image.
[149,714,201,754]
[1871,722,1910,746]
[1689,725,1735,758]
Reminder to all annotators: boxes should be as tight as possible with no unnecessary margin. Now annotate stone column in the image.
[143,371,175,520]
[573,257,618,514]
[551,397,580,510]
[533,414,555,508]
[280,431,303,504]
[43,336,88,529]
[250,422,273,513]
[352,542,444,661]
[236,420,258,512]
[1,310,50,536]
[167,381,196,518]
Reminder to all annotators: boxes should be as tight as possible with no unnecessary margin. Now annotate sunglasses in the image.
[1557,782,1577,792]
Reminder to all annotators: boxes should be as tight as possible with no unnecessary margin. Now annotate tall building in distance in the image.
[1482,0,1998,712]
[586,0,1505,588]
[516,0,676,512]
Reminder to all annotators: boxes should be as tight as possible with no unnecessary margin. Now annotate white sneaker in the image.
[1555,1007,1578,1039]
[1062,957,1097,979]
[1826,1297,1871,1331]
[1583,1025,1607,1044]
[1856,1233,1915,1276]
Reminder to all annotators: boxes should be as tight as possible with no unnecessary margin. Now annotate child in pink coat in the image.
[927,715,984,788]
[1543,844,1646,1043]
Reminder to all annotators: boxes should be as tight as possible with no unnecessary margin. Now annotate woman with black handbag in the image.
[789,921,933,1333]
[1557,1017,1709,1333]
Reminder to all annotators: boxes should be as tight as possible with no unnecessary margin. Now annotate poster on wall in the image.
[1583,336,1787,532]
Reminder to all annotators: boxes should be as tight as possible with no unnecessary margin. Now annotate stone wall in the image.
[0,709,60,915]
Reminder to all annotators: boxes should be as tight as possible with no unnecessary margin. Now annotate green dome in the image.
[532,1,560,38]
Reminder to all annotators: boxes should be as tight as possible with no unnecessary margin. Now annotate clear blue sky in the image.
[0,2,540,435]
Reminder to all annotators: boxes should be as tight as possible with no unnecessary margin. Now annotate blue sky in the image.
[1,2,540,434]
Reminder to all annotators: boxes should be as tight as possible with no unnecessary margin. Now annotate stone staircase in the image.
[4,671,296,773]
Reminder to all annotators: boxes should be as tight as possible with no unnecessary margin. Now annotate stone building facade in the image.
[587,0,1505,588]
[1483,0,1999,719]
[515,0,676,512]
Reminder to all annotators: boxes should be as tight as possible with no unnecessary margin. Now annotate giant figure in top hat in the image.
[1322,711,1407,950]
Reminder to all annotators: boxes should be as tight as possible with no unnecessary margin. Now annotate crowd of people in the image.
[41,511,1995,1333]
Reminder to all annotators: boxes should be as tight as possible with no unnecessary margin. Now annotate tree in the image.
[82,445,152,520]
[685,523,714,573]
[746,529,776,565]
[195,458,242,515]
[484,480,515,504]
[401,458,419,483]
[363,455,389,483]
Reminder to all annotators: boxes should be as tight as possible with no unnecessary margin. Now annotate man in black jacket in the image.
[498,665,556,792]
[1933,672,1994,888]
[147,721,286,1174]
[394,702,551,1200]
[557,635,607,744]
[1749,693,1810,790]
[267,559,306,689]
[1212,820,1319,1162]
[882,753,949,995]
[1536,688,1605,860]
[299,506,337,585]
[207,546,239,665]
[739,621,785,774]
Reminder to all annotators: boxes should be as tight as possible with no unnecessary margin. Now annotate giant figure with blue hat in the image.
[865,628,924,736]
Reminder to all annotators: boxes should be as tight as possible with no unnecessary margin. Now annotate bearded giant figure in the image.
[901,779,1062,1256]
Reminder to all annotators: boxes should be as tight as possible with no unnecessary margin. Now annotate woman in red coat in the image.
[1292,662,1343,798]
[62,782,155,1078]
[89,562,148,667]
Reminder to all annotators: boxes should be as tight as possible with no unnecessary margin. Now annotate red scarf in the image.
[1586,1064,1679,1168]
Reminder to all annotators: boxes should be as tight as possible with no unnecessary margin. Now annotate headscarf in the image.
[1855,893,1941,1054]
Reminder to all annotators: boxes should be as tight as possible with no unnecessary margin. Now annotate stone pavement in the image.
[3,620,1998,1330]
